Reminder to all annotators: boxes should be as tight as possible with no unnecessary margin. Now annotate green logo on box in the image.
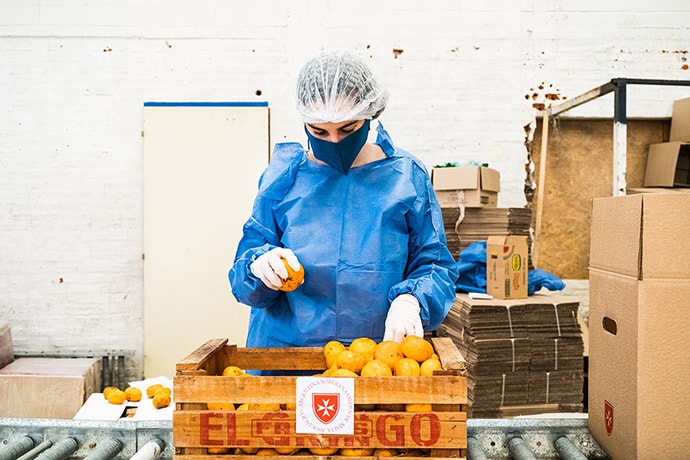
[511,254,522,271]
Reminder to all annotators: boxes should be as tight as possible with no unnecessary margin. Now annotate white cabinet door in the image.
[142,103,269,378]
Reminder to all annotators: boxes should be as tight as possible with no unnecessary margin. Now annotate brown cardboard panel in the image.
[669,97,690,142]
[589,194,643,278]
[643,141,690,187]
[590,193,690,279]
[588,269,690,460]
[435,189,498,208]
[432,166,501,192]
[0,357,101,418]
[627,187,690,194]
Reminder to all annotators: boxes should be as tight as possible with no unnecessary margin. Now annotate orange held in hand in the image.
[278,257,304,292]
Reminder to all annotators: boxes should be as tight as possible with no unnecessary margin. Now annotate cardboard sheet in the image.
[74,376,173,421]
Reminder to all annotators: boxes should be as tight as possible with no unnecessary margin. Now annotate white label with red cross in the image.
[296,377,355,434]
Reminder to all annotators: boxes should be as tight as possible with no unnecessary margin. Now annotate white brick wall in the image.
[1,0,689,380]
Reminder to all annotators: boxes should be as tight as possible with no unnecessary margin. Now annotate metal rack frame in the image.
[545,78,690,197]
[533,78,690,266]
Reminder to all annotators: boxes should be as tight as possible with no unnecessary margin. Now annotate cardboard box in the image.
[627,187,690,195]
[486,235,528,299]
[173,338,467,458]
[590,193,690,279]
[0,357,101,418]
[669,96,690,141]
[0,324,12,370]
[432,166,500,208]
[588,269,690,460]
[643,141,690,187]
[589,193,690,458]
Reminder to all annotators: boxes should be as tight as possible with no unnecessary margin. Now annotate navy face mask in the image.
[305,119,371,175]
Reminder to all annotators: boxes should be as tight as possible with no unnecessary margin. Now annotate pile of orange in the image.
[319,336,441,415]
[103,383,171,409]
[223,446,400,456]
[322,335,440,378]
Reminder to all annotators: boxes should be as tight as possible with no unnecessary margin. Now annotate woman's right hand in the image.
[250,247,301,290]
[383,294,423,342]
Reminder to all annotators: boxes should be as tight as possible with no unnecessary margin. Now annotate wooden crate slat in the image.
[176,338,230,374]
[173,410,466,449]
[431,337,468,375]
[174,374,467,405]
[232,346,327,371]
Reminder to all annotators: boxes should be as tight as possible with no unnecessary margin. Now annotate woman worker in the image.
[228,49,458,349]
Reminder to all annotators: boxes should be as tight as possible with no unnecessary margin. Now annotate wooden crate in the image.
[173,337,467,459]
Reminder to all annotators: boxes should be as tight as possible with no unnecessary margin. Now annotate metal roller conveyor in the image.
[82,438,122,460]
[129,439,164,460]
[467,418,611,459]
[0,419,172,460]
[16,440,52,460]
[33,438,78,460]
[0,436,34,460]
[0,416,612,459]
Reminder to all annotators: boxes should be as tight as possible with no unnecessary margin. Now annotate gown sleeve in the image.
[227,143,304,309]
[387,160,459,331]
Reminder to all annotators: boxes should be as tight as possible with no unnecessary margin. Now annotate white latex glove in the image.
[383,294,423,343]
[250,247,301,290]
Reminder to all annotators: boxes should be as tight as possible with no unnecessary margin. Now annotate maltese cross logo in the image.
[313,393,339,424]
[604,400,614,436]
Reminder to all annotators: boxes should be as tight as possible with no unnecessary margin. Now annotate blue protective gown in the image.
[228,122,459,348]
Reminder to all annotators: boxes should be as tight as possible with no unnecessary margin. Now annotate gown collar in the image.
[373,121,396,157]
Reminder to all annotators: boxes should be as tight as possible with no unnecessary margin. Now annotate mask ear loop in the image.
[304,132,322,164]
[304,125,314,156]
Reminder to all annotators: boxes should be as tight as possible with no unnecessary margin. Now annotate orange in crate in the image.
[173,337,467,459]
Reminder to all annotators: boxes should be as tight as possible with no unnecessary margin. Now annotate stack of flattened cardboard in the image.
[440,207,532,263]
[439,293,584,418]
[441,209,462,259]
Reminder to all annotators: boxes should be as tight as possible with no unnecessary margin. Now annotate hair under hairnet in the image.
[296,49,389,124]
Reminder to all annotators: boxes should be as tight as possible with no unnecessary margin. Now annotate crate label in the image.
[296,377,354,434]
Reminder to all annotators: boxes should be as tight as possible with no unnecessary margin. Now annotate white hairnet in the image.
[296,49,389,124]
